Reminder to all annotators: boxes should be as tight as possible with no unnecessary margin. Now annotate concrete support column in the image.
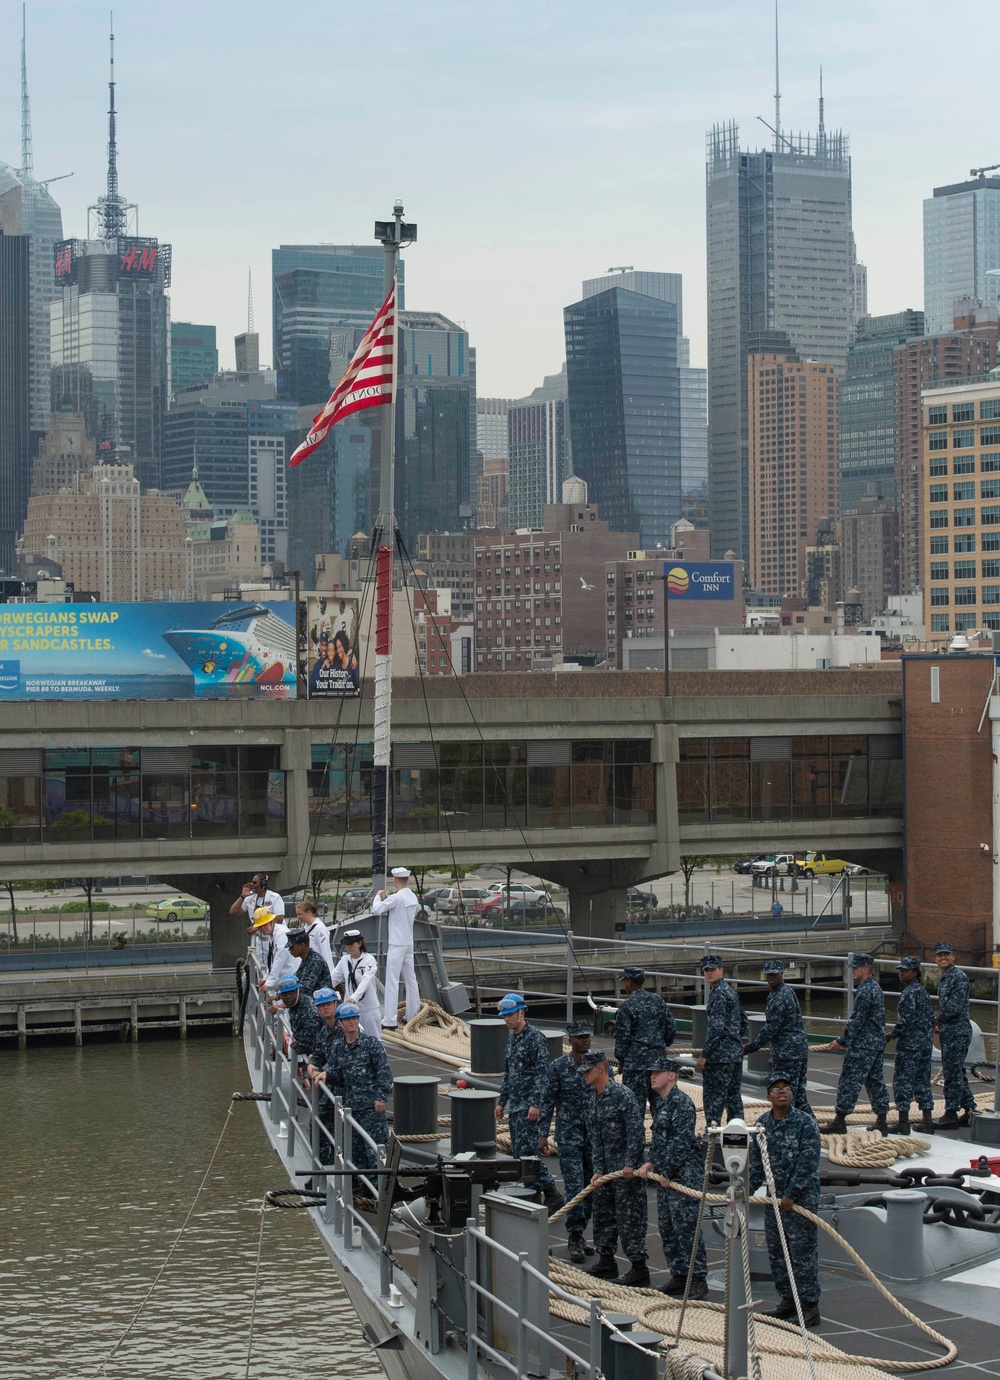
[567,886,628,938]
[282,727,312,892]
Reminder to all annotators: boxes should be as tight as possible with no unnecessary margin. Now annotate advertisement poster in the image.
[0,601,298,700]
[663,562,736,601]
[306,595,361,698]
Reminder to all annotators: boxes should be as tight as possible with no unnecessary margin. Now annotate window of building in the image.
[955,533,977,552]
[930,535,949,555]
[954,457,975,475]
[929,405,948,425]
[981,400,1000,421]
[955,586,977,605]
[954,560,976,580]
[929,484,948,503]
[954,482,976,501]
[983,454,1000,473]
[928,431,948,450]
[931,614,951,632]
[929,457,948,476]
[953,403,976,423]
[983,585,1000,605]
[954,428,975,449]
[954,508,977,527]
[930,589,950,606]
[982,506,1000,525]
[983,427,1000,447]
[984,560,1000,580]
[955,612,979,630]
[930,562,949,580]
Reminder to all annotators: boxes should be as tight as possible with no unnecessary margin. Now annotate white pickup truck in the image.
[749,853,796,878]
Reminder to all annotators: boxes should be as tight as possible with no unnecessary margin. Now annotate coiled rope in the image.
[548,1170,958,1372]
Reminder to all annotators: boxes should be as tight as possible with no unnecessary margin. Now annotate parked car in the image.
[488,898,566,925]
[627,886,657,910]
[794,852,856,877]
[435,886,492,916]
[749,854,795,878]
[734,854,767,875]
[146,896,208,922]
[339,887,371,915]
[419,887,449,909]
[486,883,552,903]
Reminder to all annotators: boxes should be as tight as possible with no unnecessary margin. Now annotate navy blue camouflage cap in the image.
[849,952,874,968]
[701,954,723,971]
[648,1055,683,1075]
[285,929,309,946]
[622,965,645,981]
[934,941,954,955]
[762,959,785,975]
[766,1073,794,1090]
[897,957,922,972]
[578,1050,608,1069]
[566,1020,592,1037]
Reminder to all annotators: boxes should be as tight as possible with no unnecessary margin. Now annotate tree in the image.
[0,877,61,944]
[678,856,715,909]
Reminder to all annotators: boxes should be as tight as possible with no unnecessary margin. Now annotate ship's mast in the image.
[371,202,415,887]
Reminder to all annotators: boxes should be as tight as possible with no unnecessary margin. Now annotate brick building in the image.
[473,501,637,670]
[841,497,899,620]
[414,530,475,624]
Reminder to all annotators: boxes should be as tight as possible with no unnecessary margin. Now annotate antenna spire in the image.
[99,14,127,238]
[773,0,781,153]
[818,65,825,142]
[247,268,254,335]
[20,4,33,179]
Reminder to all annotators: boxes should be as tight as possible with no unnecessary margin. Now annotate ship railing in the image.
[437,925,1000,1099]
[463,1217,605,1380]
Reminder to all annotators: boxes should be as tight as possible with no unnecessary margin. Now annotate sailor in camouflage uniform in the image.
[539,1020,597,1262]
[820,954,890,1135]
[582,1049,650,1287]
[932,941,977,1129]
[317,1000,393,1187]
[887,957,935,1134]
[495,993,564,1210]
[743,959,811,1113]
[696,955,746,1126]
[615,966,677,1116]
[275,974,323,1058]
[305,987,344,1163]
[639,1056,709,1299]
[749,1075,821,1327]
[285,930,333,998]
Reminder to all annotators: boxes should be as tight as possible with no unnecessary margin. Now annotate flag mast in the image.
[372,202,416,889]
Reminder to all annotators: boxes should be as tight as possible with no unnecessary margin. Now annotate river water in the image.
[2,1036,381,1380]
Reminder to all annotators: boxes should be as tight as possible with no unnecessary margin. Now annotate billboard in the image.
[664,562,736,601]
[0,601,298,700]
[306,595,360,698]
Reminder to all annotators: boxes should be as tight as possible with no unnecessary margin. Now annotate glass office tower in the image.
[923,177,1000,336]
[563,287,681,548]
[838,309,924,517]
[706,122,853,561]
[170,322,218,393]
[0,230,30,570]
[0,164,63,440]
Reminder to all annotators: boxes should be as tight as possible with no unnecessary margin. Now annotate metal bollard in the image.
[883,1190,928,1278]
[539,1028,564,1062]
[610,1330,661,1380]
[449,1089,498,1155]
[600,1313,635,1380]
[393,1075,440,1135]
[469,1019,509,1074]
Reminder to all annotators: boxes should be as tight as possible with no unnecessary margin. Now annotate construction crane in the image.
[970,164,1000,180]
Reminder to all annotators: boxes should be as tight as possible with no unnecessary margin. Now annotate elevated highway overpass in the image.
[0,668,903,953]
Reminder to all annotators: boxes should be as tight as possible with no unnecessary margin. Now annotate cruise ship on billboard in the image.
[161,603,297,691]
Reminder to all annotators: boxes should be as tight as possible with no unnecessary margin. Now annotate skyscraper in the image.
[838,309,924,517]
[506,398,569,529]
[924,175,1000,336]
[678,336,708,498]
[49,32,170,490]
[170,323,218,394]
[395,310,476,547]
[564,287,681,547]
[0,229,30,570]
[706,118,853,561]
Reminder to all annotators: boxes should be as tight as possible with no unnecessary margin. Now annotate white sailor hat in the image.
[390,866,411,878]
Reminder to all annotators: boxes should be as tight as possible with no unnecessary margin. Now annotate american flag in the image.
[288,283,395,468]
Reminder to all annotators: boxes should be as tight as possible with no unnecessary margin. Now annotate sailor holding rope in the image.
[373,866,421,1029]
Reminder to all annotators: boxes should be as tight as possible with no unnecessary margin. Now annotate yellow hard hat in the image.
[251,907,277,928]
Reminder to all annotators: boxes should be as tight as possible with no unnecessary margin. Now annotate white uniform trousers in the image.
[383,944,420,1025]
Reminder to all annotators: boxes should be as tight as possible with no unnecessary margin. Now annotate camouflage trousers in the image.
[940,1026,976,1114]
[623,1065,662,1121]
[592,1176,648,1262]
[764,1204,820,1307]
[835,1043,889,1117]
[657,1181,707,1279]
[555,1129,593,1231]
[702,1061,744,1127]
[892,1045,933,1114]
[770,1056,812,1115]
[508,1109,556,1191]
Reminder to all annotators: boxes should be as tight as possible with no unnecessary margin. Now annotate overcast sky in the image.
[2,0,998,399]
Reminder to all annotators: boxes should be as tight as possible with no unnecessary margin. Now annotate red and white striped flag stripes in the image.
[288,283,395,468]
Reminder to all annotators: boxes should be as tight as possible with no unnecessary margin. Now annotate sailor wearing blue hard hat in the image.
[494,993,564,1211]
[314,995,394,1183]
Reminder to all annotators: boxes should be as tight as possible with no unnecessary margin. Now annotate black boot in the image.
[620,1261,651,1288]
[957,1110,973,1128]
[660,1275,688,1296]
[935,1110,959,1130]
[568,1231,586,1264]
[868,1115,889,1137]
[918,1110,935,1133]
[688,1277,709,1301]
[801,1304,822,1328]
[542,1183,565,1211]
[766,1299,796,1319]
[588,1254,619,1279]
[887,1114,910,1135]
[822,1114,848,1134]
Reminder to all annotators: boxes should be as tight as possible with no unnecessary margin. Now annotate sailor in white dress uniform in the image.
[371,866,421,1028]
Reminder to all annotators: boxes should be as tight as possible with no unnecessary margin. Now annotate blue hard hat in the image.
[336,1001,361,1020]
[497,992,527,1015]
[313,987,338,1006]
[276,975,300,993]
